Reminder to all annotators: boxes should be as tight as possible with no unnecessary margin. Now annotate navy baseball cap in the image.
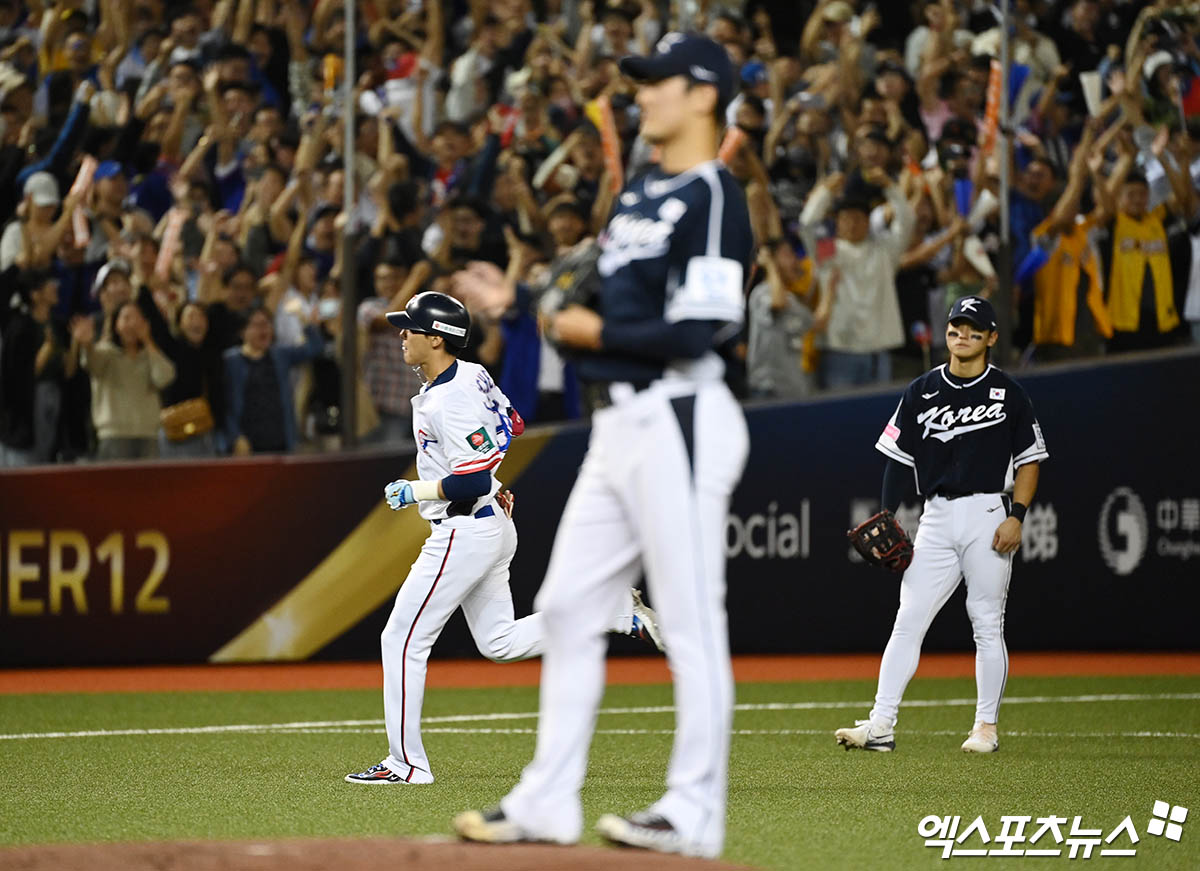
[619,33,735,105]
[948,296,997,331]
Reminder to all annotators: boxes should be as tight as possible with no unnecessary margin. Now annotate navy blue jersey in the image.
[875,364,1048,496]
[577,159,754,384]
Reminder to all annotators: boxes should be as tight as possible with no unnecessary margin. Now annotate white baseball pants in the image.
[870,493,1014,728]
[380,505,635,784]
[501,381,749,857]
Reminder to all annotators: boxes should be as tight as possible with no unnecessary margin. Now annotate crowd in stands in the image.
[0,0,1198,465]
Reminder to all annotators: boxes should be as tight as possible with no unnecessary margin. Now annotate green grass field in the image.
[1,675,1197,869]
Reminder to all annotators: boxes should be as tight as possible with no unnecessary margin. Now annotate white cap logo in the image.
[690,64,718,82]
[656,32,685,53]
[959,298,979,312]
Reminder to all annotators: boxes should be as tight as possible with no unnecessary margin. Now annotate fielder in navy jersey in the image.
[837,295,1049,754]
[456,33,752,858]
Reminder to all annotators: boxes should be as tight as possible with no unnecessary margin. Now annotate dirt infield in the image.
[0,652,1197,695]
[0,838,755,871]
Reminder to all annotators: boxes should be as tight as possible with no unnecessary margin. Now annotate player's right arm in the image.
[881,459,918,514]
[876,383,921,511]
[875,385,919,469]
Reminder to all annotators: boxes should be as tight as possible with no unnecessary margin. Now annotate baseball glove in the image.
[847,510,913,573]
[536,239,602,353]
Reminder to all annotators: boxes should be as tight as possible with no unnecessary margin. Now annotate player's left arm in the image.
[995,386,1049,553]
[993,462,1039,554]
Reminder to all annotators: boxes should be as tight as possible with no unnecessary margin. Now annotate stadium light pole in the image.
[340,0,359,449]
[995,0,1013,365]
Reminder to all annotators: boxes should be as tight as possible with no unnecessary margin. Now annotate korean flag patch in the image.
[466,427,495,453]
[989,388,1006,400]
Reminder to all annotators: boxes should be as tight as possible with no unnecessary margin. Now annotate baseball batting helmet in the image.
[386,291,471,348]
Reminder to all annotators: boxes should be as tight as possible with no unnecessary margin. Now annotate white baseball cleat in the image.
[629,588,665,652]
[961,721,999,753]
[834,718,895,752]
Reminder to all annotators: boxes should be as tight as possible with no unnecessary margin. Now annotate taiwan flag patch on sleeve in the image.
[466,427,495,453]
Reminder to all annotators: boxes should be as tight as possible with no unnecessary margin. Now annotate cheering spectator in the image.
[0,270,76,464]
[221,306,322,455]
[77,300,177,461]
[799,167,915,388]
[1027,123,1112,361]
[358,259,425,445]
[158,301,224,458]
[1,172,84,271]
[747,239,829,400]
[1093,132,1193,353]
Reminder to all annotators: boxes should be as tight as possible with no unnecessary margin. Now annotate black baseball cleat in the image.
[344,762,404,783]
[596,810,687,854]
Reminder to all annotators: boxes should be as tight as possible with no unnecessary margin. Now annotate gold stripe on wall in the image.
[210,430,554,662]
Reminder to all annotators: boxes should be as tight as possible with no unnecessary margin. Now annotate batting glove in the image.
[384,479,416,510]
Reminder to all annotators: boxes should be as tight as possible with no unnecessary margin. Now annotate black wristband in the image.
[1009,502,1028,523]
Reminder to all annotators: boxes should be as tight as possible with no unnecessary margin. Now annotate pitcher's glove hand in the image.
[847,510,913,573]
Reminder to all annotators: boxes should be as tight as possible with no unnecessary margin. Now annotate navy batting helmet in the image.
[386,291,471,348]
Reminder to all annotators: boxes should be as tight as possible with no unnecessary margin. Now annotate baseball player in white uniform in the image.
[836,295,1048,754]
[454,35,752,858]
[344,292,662,786]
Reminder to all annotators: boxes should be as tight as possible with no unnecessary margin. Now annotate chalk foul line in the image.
[0,693,1196,741]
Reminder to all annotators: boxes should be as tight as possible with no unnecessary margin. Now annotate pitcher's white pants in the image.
[381,505,635,784]
[870,493,1014,728]
[501,381,749,858]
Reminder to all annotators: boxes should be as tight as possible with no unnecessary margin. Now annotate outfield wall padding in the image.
[2,349,1197,666]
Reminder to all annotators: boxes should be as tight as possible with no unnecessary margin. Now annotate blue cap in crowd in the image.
[948,296,998,331]
[619,33,736,105]
[95,160,123,181]
[741,60,767,86]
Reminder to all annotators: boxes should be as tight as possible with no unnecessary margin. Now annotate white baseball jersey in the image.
[366,357,637,786]
[410,360,515,521]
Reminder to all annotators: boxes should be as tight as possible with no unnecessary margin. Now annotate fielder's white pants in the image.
[380,504,635,783]
[502,381,749,857]
[870,493,1014,728]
